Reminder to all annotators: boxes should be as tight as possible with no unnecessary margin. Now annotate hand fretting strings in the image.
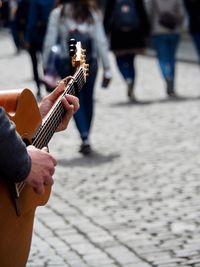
[17,67,84,194]
[16,67,85,194]
[16,37,88,194]
[15,67,85,195]
[33,67,85,149]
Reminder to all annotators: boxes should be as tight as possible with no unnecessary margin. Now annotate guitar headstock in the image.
[69,38,89,83]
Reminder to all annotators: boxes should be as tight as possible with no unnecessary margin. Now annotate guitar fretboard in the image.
[32,67,85,149]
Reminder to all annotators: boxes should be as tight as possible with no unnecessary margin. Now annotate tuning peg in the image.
[84,63,89,70]
[68,38,77,57]
[69,49,76,57]
[81,48,86,53]
[69,44,76,57]
[81,54,86,60]
[84,63,89,76]
[68,38,76,46]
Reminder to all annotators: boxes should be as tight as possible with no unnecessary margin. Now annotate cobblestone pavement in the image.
[1,30,200,267]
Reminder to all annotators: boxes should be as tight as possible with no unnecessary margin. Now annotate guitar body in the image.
[0,89,51,267]
[0,88,42,143]
[0,180,51,267]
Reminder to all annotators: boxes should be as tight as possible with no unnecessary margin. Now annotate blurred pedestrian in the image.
[43,0,112,155]
[9,0,30,54]
[0,0,9,27]
[24,0,56,99]
[104,0,150,101]
[8,0,21,53]
[146,0,185,98]
[183,0,200,64]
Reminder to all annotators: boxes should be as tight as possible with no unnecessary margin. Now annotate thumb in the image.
[42,147,49,153]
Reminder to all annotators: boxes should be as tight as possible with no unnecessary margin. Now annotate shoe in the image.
[79,143,92,156]
[168,92,179,100]
[166,78,175,96]
[127,79,135,100]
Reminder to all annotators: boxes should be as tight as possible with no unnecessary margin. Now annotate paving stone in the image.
[105,246,142,264]
[124,263,151,267]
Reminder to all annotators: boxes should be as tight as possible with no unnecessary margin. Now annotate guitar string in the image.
[33,69,84,149]
[48,74,84,134]
[40,68,84,131]
[44,71,85,141]
[17,68,85,194]
[33,70,83,146]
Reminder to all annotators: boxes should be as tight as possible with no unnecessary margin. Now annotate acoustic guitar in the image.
[0,41,88,267]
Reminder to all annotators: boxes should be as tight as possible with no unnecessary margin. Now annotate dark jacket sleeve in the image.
[0,108,31,183]
[136,0,151,36]
[103,0,115,35]
[25,0,55,45]
[183,0,200,34]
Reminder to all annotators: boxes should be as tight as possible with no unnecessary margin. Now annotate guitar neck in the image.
[32,67,85,149]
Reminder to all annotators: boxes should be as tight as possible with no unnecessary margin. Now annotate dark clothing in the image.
[183,0,200,34]
[116,54,136,80]
[25,0,55,51]
[103,0,150,51]
[192,34,200,63]
[15,0,30,36]
[9,0,30,52]
[183,0,200,64]
[25,0,55,95]
[0,108,31,183]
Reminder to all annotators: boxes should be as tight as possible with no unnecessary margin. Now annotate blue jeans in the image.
[74,58,98,142]
[58,58,97,142]
[115,54,135,81]
[152,34,180,80]
[192,33,200,64]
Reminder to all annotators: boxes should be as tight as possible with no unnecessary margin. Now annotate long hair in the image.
[60,0,98,23]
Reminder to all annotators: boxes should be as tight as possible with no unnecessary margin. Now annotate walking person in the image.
[43,0,112,155]
[183,0,200,64]
[146,0,185,98]
[13,0,30,51]
[24,0,56,99]
[8,0,22,53]
[0,0,9,27]
[103,0,150,102]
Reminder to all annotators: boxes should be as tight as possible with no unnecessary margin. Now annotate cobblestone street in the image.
[1,30,200,267]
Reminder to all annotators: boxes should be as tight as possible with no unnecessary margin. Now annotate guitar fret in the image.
[33,68,85,149]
